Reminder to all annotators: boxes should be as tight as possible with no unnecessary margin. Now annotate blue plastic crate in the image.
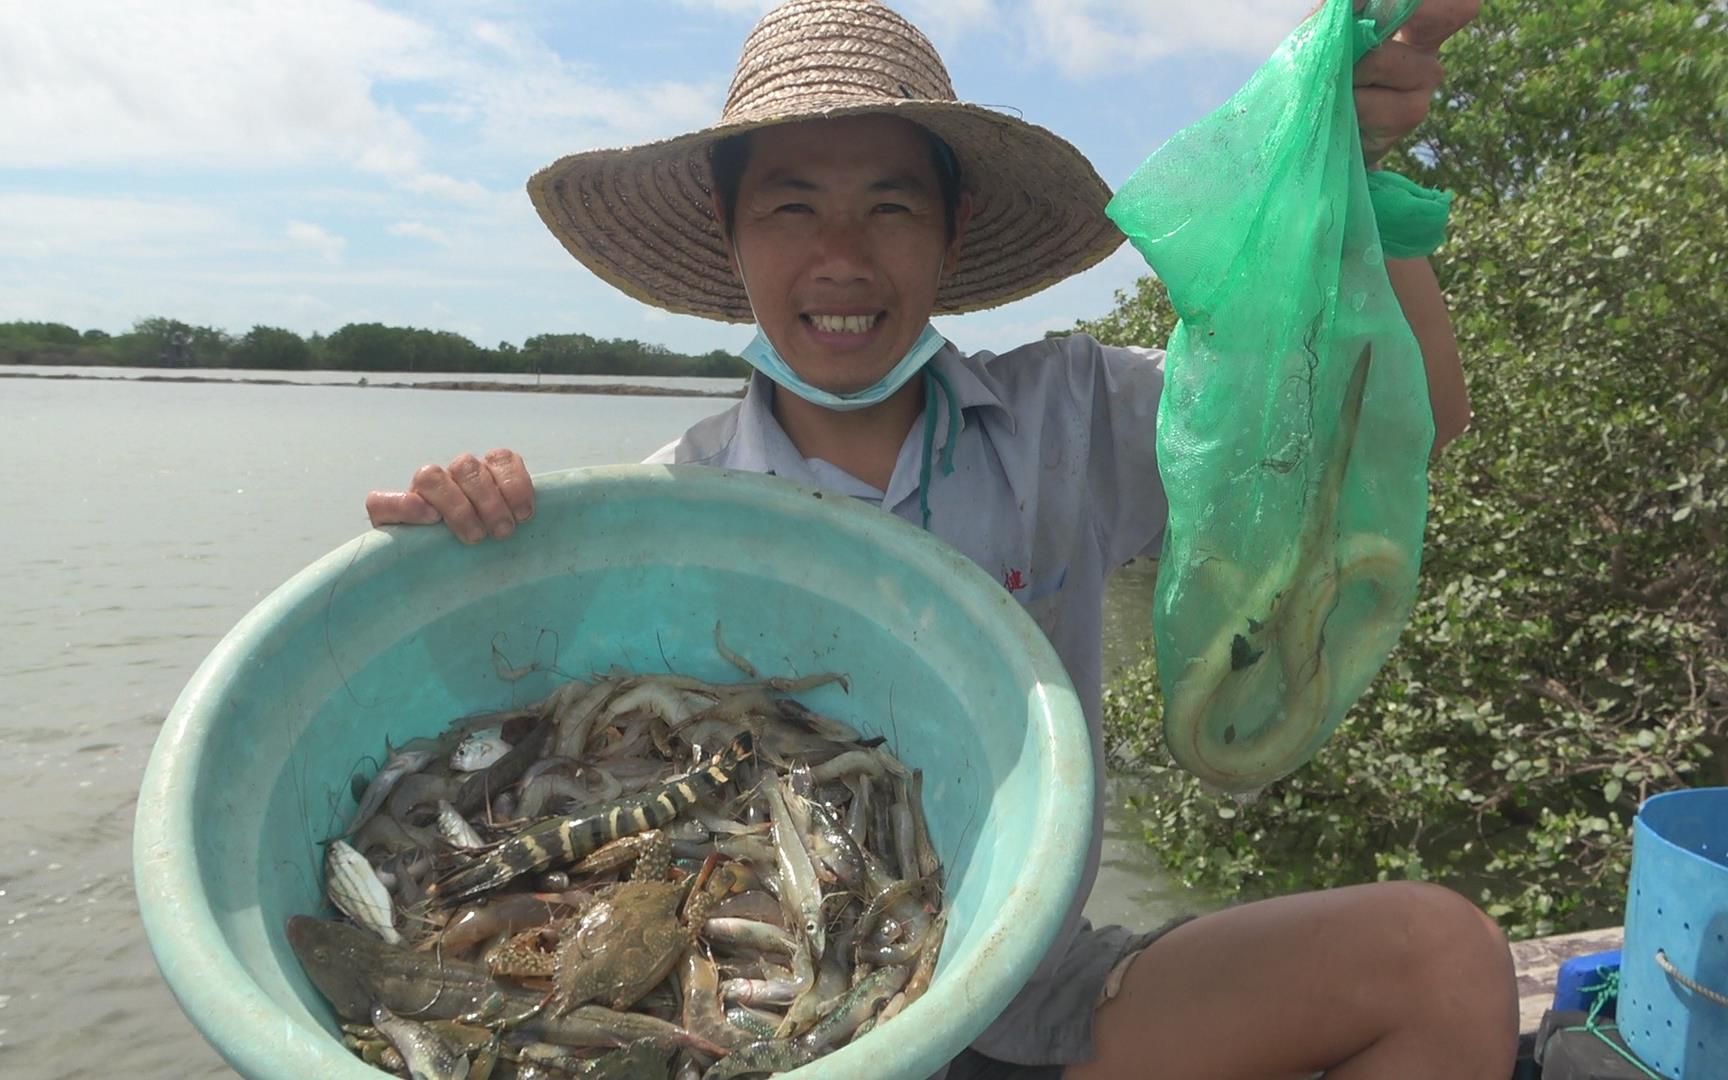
[1553,949,1622,1015]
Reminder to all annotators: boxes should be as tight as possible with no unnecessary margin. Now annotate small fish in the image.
[803,798,864,890]
[436,800,486,850]
[907,769,941,886]
[452,728,511,772]
[902,911,946,1005]
[345,749,436,836]
[764,778,825,959]
[518,1038,674,1079]
[700,1038,815,1080]
[372,1003,471,1080]
[325,839,401,945]
[723,1007,779,1042]
[796,963,910,1053]
[703,917,798,956]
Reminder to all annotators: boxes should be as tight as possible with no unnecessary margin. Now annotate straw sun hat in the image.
[527,0,1126,324]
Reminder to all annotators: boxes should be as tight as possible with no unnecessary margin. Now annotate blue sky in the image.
[1,0,1317,360]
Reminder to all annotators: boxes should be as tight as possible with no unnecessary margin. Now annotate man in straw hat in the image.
[369,0,1513,1076]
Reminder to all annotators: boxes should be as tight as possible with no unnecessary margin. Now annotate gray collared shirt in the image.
[645,333,1168,1003]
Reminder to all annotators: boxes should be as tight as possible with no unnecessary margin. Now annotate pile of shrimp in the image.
[308,628,946,1080]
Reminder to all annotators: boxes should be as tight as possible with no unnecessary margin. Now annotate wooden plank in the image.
[1511,926,1625,1034]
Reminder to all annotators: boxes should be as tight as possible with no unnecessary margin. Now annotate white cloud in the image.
[1026,0,1313,77]
[673,0,998,33]
[0,0,442,169]
[0,194,231,259]
[286,222,347,264]
[401,172,496,204]
[388,221,453,246]
[674,0,776,14]
[423,26,723,163]
[901,0,1001,42]
[0,0,720,223]
[675,0,1311,77]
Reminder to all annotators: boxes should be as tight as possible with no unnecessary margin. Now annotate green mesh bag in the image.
[1106,0,1443,792]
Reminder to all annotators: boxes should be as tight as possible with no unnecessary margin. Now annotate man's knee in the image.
[1371,881,1516,1007]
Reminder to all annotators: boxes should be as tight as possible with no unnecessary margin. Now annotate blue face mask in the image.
[737,321,948,412]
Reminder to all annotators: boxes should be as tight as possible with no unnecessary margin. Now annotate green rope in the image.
[916,365,959,531]
[1561,968,1663,1079]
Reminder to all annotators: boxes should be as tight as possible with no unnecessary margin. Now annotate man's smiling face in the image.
[726,114,970,397]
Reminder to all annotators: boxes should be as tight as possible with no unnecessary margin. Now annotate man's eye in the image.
[774,203,812,214]
[874,203,910,214]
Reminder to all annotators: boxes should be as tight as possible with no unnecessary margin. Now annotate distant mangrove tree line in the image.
[0,317,752,379]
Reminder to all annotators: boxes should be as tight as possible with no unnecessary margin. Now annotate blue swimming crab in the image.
[486,830,721,1016]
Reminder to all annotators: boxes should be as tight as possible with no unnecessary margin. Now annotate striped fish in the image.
[429,733,752,906]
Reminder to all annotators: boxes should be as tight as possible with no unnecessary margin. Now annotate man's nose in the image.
[810,219,875,284]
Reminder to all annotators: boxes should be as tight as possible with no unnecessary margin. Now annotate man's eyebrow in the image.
[752,170,932,194]
[758,171,819,192]
[868,173,931,194]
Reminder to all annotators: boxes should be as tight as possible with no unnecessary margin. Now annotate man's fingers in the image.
[1394,0,1480,55]
[1354,40,1444,93]
[411,463,489,544]
[485,449,536,525]
[447,454,518,541]
[368,450,533,544]
[1356,85,1435,142]
[1353,43,1442,155]
[366,490,443,527]
[1355,85,1432,162]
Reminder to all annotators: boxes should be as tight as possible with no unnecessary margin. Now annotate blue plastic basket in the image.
[1619,787,1728,1079]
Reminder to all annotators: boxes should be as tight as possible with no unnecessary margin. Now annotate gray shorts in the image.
[937,915,1196,1079]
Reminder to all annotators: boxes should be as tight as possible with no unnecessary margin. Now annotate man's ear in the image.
[943,190,975,278]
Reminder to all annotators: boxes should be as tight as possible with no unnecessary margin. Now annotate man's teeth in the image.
[809,314,877,334]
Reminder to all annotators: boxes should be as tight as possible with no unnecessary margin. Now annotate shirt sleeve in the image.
[1067,334,1169,569]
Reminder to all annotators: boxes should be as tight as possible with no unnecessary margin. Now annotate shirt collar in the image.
[928,340,1017,436]
[724,339,1016,491]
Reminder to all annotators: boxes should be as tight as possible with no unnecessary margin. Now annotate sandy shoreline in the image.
[0,368,747,400]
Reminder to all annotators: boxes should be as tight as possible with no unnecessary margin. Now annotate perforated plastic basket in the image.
[1619,787,1728,1078]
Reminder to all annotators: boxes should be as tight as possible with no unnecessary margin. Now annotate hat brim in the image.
[526,98,1127,324]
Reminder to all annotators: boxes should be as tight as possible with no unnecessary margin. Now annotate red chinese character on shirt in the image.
[1003,568,1027,593]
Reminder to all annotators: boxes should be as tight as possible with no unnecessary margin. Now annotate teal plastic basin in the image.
[134,465,1093,1080]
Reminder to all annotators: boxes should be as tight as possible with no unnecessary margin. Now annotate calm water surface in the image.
[3,363,744,393]
[0,375,1187,1077]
